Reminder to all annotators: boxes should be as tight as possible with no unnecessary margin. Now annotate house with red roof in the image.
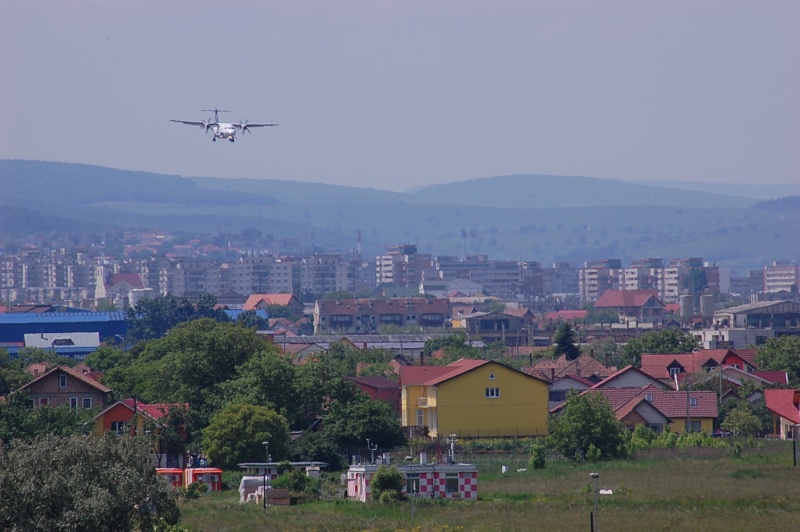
[243,293,304,316]
[764,389,800,440]
[525,354,615,383]
[399,359,549,439]
[594,289,665,324]
[554,383,718,434]
[17,365,111,410]
[589,365,670,391]
[347,375,401,413]
[94,398,189,467]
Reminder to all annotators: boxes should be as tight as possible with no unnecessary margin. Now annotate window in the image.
[645,393,653,402]
[485,387,500,399]
[70,397,78,409]
[39,397,49,407]
[83,398,92,409]
[445,474,459,493]
[415,409,424,426]
[689,397,698,407]
[489,373,496,380]
[406,473,419,495]
[27,399,35,409]
[685,420,701,433]
[549,390,567,402]
[111,421,127,435]
[59,374,67,387]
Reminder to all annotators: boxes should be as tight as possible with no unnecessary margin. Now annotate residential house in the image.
[348,376,402,413]
[588,365,670,391]
[94,398,189,467]
[764,389,800,440]
[594,289,665,324]
[460,311,528,346]
[546,374,595,411]
[399,359,549,439]
[18,365,111,410]
[243,293,304,316]
[555,383,717,434]
[314,298,451,334]
[525,354,615,384]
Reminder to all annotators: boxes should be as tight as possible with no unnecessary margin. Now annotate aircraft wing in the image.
[235,123,279,129]
[170,120,214,128]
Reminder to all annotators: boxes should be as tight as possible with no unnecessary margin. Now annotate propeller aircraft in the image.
[171,108,278,142]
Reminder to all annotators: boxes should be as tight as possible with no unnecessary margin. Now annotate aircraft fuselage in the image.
[210,124,237,141]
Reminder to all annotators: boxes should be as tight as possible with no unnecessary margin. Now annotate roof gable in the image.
[20,365,111,394]
[595,289,662,308]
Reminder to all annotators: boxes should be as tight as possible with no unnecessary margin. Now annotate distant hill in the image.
[409,174,754,209]
[1,160,798,271]
[637,180,800,201]
[753,196,800,212]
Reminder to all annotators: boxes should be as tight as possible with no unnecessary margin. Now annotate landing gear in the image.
[212,137,216,142]
[229,138,235,143]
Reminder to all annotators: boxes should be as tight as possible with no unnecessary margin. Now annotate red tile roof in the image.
[734,348,759,369]
[764,389,800,424]
[587,385,717,419]
[120,398,188,420]
[543,310,588,321]
[589,365,667,390]
[244,294,296,310]
[753,371,789,385]
[400,359,489,386]
[595,289,662,308]
[21,365,112,393]
[107,273,144,290]
[640,350,732,379]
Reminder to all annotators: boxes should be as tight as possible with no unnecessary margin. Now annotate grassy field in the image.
[180,441,800,531]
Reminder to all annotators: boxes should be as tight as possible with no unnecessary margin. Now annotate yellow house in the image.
[399,359,549,439]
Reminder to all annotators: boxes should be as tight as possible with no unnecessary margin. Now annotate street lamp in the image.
[590,472,599,532]
[262,441,270,510]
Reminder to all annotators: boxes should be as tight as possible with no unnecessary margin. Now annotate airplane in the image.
[170,108,278,142]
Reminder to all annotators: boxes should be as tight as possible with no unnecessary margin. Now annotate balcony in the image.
[417,396,436,408]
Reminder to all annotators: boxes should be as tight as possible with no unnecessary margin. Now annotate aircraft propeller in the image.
[239,119,251,134]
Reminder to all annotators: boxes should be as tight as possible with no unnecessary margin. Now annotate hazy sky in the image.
[2,1,797,191]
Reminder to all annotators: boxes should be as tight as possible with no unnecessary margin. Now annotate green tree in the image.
[84,345,130,372]
[756,336,800,385]
[422,333,480,365]
[235,310,269,330]
[0,348,31,396]
[720,406,762,436]
[323,395,406,453]
[370,465,405,501]
[584,305,619,325]
[289,431,343,470]
[621,329,699,367]
[552,322,581,360]
[548,392,630,461]
[219,347,300,426]
[267,303,302,321]
[0,433,180,531]
[0,394,94,444]
[106,319,265,431]
[125,293,230,343]
[202,403,290,470]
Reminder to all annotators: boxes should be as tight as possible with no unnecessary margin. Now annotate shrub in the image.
[528,442,546,469]
[370,465,404,501]
[729,442,744,458]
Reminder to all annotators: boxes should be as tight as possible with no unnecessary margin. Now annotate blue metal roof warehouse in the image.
[0,312,127,344]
